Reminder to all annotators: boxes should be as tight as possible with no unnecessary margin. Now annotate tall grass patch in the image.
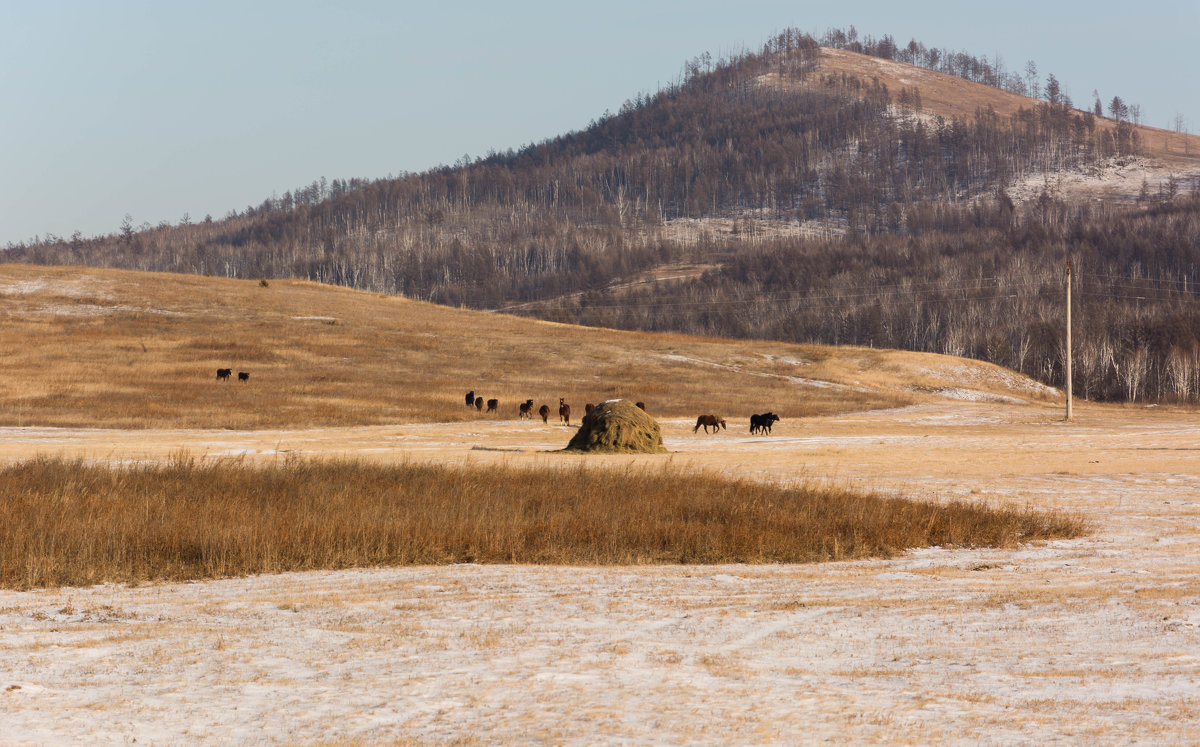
[0,456,1086,589]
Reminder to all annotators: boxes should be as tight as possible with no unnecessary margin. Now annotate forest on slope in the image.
[6,29,1200,402]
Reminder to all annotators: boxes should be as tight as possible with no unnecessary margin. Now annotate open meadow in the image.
[1,266,1198,743]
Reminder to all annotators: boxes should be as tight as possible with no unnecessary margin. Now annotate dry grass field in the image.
[0,456,1081,589]
[2,264,1198,743]
[0,264,1048,429]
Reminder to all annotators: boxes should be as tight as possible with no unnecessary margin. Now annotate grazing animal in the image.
[476,397,484,412]
[584,403,595,416]
[761,412,780,434]
[559,398,571,426]
[519,399,534,418]
[216,368,232,381]
[538,404,550,423]
[237,371,250,383]
[635,401,645,411]
[465,390,476,407]
[486,398,498,413]
[750,412,781,435]
[693,414,726,434]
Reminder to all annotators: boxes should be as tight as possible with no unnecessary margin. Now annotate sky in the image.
[2,0,1197,245]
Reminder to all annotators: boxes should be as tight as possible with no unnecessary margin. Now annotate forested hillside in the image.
[6,29,1200,401]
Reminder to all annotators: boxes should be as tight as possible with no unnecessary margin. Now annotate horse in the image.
[519,399,534,418]
[216,368,232,381]
[750,412,780,435]
[237,371,250,383]
[486,398,498,413]
[635,401,645,411]
[761,412,780,434]
[475,397,484,412]
[465,390,476,407]
[559,398,571,426]
[538,404,550,423]
[584,403,595,416]
[694,414,726,434]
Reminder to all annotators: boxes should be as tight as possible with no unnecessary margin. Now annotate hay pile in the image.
[564,399,667,454]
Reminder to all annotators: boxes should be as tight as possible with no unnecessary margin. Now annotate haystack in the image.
[564,399,667,454]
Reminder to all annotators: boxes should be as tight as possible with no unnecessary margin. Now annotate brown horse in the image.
[519,399,534,418]
[475,397,484,413]
[694,414,726,434]
[634,401,645,411]
[538,404,550,423]
[559,398,571,426]
[486,398,498,413]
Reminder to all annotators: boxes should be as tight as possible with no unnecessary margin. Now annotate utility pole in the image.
[1065,257,1073,421]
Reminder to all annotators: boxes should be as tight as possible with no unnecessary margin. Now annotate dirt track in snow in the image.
[2,400,1199,744]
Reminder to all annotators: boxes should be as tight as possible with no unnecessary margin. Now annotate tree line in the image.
[818,25,1141,121]
[520,195,1200,403]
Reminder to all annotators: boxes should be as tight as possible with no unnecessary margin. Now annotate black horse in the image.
[750,412,780,435]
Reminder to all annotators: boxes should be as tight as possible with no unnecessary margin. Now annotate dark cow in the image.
[466,390,476,407]
[486,398,498,413]
[694,414,726,434]
[237,371,250,383]
[750,412,781,435]
[559,398,571,426]
[635,401,646,411]
[216,368,232,381]
[519,399,535,418]
[538,404,550,423]
[475,397,484,412]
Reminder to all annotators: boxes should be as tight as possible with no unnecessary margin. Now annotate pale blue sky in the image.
[3,0,1197,245]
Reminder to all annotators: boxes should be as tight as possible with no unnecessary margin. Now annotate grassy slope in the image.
[817,47,1200,166]
[0,264,1054,429]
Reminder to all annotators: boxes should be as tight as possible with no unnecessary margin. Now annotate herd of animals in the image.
[467,391,602,426]
[464,391,781,435]
[210,373,778,434]
[215,368,250,382]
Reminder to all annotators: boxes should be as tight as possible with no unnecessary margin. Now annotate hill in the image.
[0,264,1053,429]
[6,29,1200,405]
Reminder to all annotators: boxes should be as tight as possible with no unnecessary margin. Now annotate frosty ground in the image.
[2,400,1199,744]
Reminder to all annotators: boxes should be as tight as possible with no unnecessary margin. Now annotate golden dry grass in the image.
[0,264,1043,429]
[0,455,1085,590]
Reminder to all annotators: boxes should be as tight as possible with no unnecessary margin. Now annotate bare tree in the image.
[1025,61,1039,99]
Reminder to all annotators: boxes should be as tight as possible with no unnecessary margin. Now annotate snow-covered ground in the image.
[3,401,1199,744]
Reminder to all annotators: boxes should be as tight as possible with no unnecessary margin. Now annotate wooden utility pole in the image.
[1065,257,1073,421]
